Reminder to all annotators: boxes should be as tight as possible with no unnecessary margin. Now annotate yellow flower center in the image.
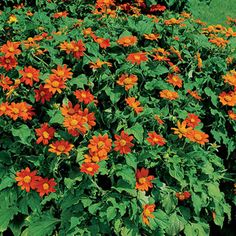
[224,95,232,102]
[120,139,127,146]
[70,119,78,126]
[57,145,65,152]
[12,108,19,114]
[27,73,33,78]
[134,55,141,60]
[43,183,49,190]
[153,137,159,143]
[87,167,93,172]
[190,118,195,123]
[9,46,15,52]
[81,93,87,98]
[23,175,31,183]
[40,91,45,96]
[52,81,59,88]
[57,71,64,77]
[124,38,131,44]
[98,141,105,148]
[6,59,10,63]
[92,155,99,162]
[42,131,49,139]
[139,177,146,184]
[194,133,202,141]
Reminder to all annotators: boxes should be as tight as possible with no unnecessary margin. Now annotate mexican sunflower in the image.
[126,52,148,64]
[44,74,66,94]
[74,89,95,105]
[160,90,179,100]
[117,35,138,47]
[222,70,236,87]
[0,41,21,58]
[60,101,81,117]
[228,110,236,120]
[84,150,108,163]
[142,204,155,225]
[0,55,18,71]
[80,162,100,176]
[219,91,236,106]
[0,102,8,116]
[187,90,202,100]
[34,84,53,104]
[35,177,57,197]
[184,113,201,128]
[15,167,40,192]
[114,130,134,154]
[51,64,73,80]
[135,168,154,191]
[35,123,55,145]
[185,130,209,145]
[0,75,13,91]
[171,121,193,138]
[79,108,96,130]
[63,114,87,135]
[125,97,143,114]
[19,66,40,87]
[49,140,74,155]
[146,132,166,146]
[89,59,112,69]
[94,37,110,49]
[88,134,112,157]
[166,74,183,88]
[116,74,138,91]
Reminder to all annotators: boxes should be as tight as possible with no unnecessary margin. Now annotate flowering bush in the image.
[0,0,236,235]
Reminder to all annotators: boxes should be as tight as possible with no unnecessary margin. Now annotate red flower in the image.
[150,4,166,12]
[51,64,73,81]
[135,168,154,191]
[142,204,155,225]
[35,177,57,197]
[95,37,110,49]
[15,167,40,192]
[184,113,201,128]
[35,123,55,145]
[49,140,74,155]
[114,130,134,154]
[126,52,148,65]
[80,162,100,176]
[0,56,18,71]
[34,84,53,104]
[0,41,21,58]
[71,40,86,59]
[74,89,95,105]
[0,75,13,91]
[44,74,66,94]
[146,132,166,146]
[19,66,40,87]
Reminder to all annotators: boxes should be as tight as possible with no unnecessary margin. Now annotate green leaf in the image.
[107,206,117,221]
[165,213,185,236]
[11,124,35,145]
[0,206,18,232]
[48,110,64,124]
[126,123,144,144]
[0,176,15,191]
[28,216,60,236]
[161,192,177,214]
[204,87,218,106]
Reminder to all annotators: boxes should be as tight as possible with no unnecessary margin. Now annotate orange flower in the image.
[114,130,134,154]
[19,66,40,87]
[89,59,112,69]
[79,108,96,130]
[125,97,143,114]
[74,89,95,104]
[154,115,164,125]
[34,84,53,104]
[168,62,180,73]
[96,0,115,8]
[142,204,155,225]
[166,74,183,88]
[184,113,201,128]
[63,114,87,135]
[150,4,166,12]
[59,41,74,54]
[164,18,184,25]
[187,90,202,100]
[169,46,182,61]
[219,91,236,106]
[44,74,66,94]
[53,11,68,18]
[160,90,179,100]
[49,140,74,155]
[60,101,81,117]
[71,40,86,59]
[222,70,236,87]
[117,35,137,47]
[51,64,73,81]
[6,102,35,121]
[209,37,229,47]
[135,168,154,191]
[0,75,13,90]
[116,74,138,90]
[196,52,203,70]
[144,33,159,40]
[146,132,166,146]
[80,162,100,176]
[185,130,209,145]
[127,52,148,65]
[0,41,21,58]
[152,48,170,61]
[88,134,112,157]
[0,56,18,71]
[94,37,110,49]
[15,167,40,192]
[0,102,8,116]
[35,123,55,145]
[171,121,193,138]
[228,110,236,120]
[84,150,108,163]
[35,177,57,197]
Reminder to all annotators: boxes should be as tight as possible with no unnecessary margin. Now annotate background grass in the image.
[188,0,236,26]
